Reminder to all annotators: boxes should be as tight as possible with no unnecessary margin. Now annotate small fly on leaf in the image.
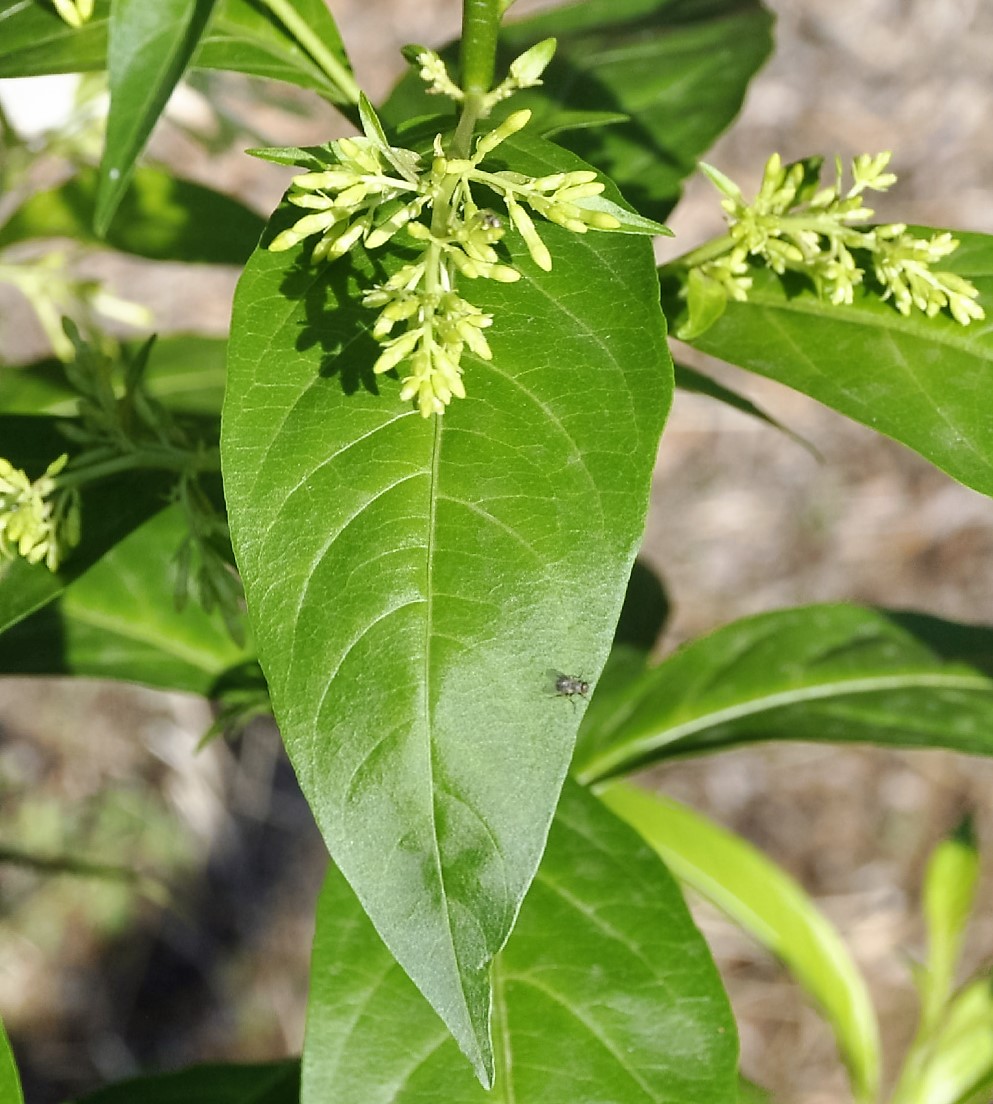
[552,672,590,699]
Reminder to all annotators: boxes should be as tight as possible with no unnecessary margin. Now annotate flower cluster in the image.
[0,454,80,570]
[51,0,94,28]
[265,43,635,417]
[685,152,984,331]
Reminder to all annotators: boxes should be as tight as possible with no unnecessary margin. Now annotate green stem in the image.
[460,0,502,96]
[55,446,220,491]
[669,232,735,269]
[258,0,361,105]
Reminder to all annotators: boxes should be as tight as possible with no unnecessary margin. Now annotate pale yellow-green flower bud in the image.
[475,110,532,158]
[373,330,421,375]
[507,201,551,272]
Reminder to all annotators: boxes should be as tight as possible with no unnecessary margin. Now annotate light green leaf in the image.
[222,136,671,1081]
[302,780,737,1104]
[71,1061,299,1104]
[381,0,774,221]
[895,975,993,1104]
[0,335,228,417]
[660,230,993,499]
[0,415,174,635]
[0,166,263,264]
[0,1018,24,1104]
[0,504,249,694]
[0,0,354,105]
[599,782,880,1104]
[920,818,981,1032]
[575,604,993,782]
[96,0,220,234]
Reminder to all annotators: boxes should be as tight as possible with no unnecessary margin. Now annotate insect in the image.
[553,672,590,700]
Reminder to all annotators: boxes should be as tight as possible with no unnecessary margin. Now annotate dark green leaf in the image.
[381,0,774,221]
[0,166,263,264]
[72,1061,299,1104]
[0,415,173,635]
[222,137,671,1080]
[0,504,249,693]
[0,1018,24,1104]
[575,604,993,782]
[303,780,737,1104]
[661,230,993,498]
[0,0,355,105]
[0,336,228,416]
[96,0,219,234]
[674,362,819,456]
[601,783,880,1103]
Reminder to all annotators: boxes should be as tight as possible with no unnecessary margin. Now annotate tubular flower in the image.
[686,152,984,330]
[0,455,81,570]
[262,44,632,417]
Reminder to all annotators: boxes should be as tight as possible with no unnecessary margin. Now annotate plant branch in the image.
[460,0,502,96]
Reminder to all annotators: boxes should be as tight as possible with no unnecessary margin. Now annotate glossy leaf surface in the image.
[303,780,737,1104]
[382,0,773,221]
[223,136,671,1079]
[575,604,993,782]
[661,231,993,498]
[96,0,220,233]
[73,1061,299,1104]
[0,504,248,693]
[600,783,880,1103]
[0,336,227,417]
[0,415,173,635]
[0,166,263,265]
[0,0,353,104]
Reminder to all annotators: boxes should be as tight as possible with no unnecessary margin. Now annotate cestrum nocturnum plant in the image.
[676,151,985,339]
[51,0,94,28]
[0,454,80,571]
[261,39,665,417]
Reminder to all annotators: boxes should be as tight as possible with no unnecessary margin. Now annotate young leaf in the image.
[222,141,672,1079]
[381,0,774,221]
[302,780,737,1104]
[0,1018,24,1104]
[920,818,981,1032]
[0,166,264,265]
[70,1061,299,1104]
[0,504,249,694]
[574,604,993,782]
[893,975,993,1104]
[599,783,881,1104]
[661,230,993,499]
[95,0,219,235]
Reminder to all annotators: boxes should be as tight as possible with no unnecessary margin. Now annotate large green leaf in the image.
[574,604,993,782]
[96,0,220,233]
[302,780,737,1104]
[0,1018,24,1104]
[0,0,355,105]
[0,415,174,635]
[381,0,773,222]
[222,136,671,1080]
[600,783,880,1103]
[0,503,248,693]
[72,1061,299,1104]
[660,231,993,498]
[0,335,227,417]
[0,166,263,264]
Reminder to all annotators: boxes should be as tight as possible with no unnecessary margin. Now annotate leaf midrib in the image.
[579,669,993,780]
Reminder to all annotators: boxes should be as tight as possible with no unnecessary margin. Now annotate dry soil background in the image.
[2,2,993,1102]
